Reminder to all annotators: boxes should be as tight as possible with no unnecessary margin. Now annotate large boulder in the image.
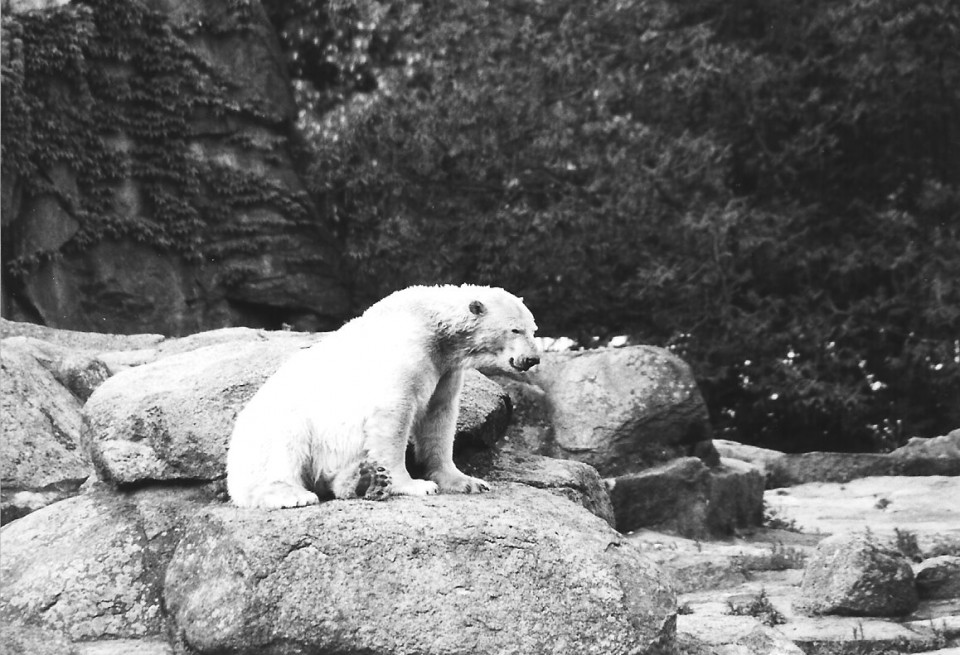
[165,484,677,655]
[0,319,173,521]
[0,486,217,641]
[889,429,960,475]
[914,555,960,600]
[794,532,918,617]
[0,339,93,523]
[606,457,764,538]
[499,346,713,476]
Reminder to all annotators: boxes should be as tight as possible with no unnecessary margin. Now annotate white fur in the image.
[226,284,540,508]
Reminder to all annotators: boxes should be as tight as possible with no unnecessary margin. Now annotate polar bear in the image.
[226,284,541,508]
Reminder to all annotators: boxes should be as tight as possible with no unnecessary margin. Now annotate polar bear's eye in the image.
[511,329,523,334]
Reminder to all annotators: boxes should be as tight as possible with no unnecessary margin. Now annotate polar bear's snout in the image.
[510,355,540,371]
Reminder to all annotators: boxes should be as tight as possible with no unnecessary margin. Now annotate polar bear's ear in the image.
[469,300,486,316]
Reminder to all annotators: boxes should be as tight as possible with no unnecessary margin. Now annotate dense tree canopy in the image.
[270,1,956,451]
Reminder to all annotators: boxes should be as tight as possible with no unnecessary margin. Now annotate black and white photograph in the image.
[1,1,958,653]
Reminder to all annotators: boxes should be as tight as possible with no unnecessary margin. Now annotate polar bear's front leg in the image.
[363,407,439,496]
[416,369,490,494]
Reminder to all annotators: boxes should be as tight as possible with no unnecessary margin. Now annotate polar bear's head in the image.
[461,286,541,375]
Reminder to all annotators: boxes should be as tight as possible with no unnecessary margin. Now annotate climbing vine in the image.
[1,0,313,281]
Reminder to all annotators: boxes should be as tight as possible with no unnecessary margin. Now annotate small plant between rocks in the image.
[725,588,786,627]
[762,503,802,532]
[892,527,924,562]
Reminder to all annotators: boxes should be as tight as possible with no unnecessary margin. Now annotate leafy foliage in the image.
[725,588,786,627]
[284,0,959,452]
[1,0,315,280]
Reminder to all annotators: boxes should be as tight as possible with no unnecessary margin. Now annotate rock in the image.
[455,370,512,450]
[1,620,174,654]
[19,241,213,337]
[890,430,960,476]
[2,488,82,525]
[75,639,174,655]
[768,452,895,486]
[164,484,677,655]
[717,625,805,655]
[0,623,79,655]
[606,457,764,538]
[915,556,960,600]
[462,450,616,526]
[763,476,960,550]
[1,339,92,523]
[893,430,960,459]
[498,345,712,476]
[713,440,787,477]
[795,532,918,617]
[718,430,960,488]
[83,337,318,485]
[0,317,164,353]
[3,335,111,400]
[0,486,217,640]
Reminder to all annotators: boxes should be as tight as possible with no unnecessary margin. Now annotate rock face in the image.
[606,457,764,537]
[0,486,217,641]
[915,555,960,600]
[500,346,713,476]
[716,433,960,487]
[891,429,960,466]
[0,338,93,523]
[1,0,350,336]
[0,319,170,522]
[795,533,918,617]
[165,484,677,655]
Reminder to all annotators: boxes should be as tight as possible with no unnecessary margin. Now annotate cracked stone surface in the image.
[0,486,216,640]
[165,483,676,655]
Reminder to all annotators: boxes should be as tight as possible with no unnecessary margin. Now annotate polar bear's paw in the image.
[355,461,392,501]
[391,478,440,496]
[430,470,491,494]
[249,482,321,509]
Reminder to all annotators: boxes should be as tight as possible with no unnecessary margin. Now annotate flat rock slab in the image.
[765,476,960,550]
[165,484,676,655]
[679,576,947,654]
